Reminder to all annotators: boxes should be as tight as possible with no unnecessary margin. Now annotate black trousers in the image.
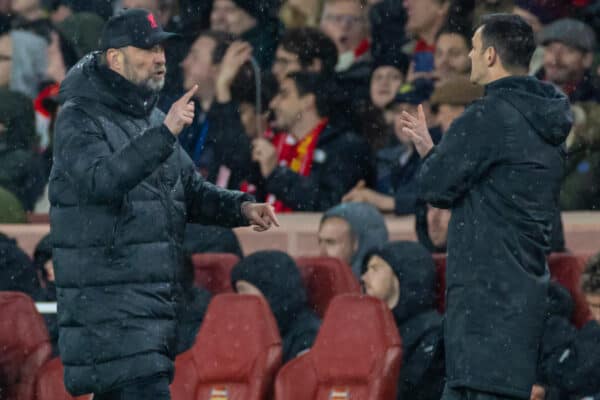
[441,385,525,400]
[94,374,171,400]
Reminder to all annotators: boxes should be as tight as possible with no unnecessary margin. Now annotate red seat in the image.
[192,253,240,294]
[0,292,52,400]
[295,257,362,318]
[548,252,593,328]
[274,294,402,400]
[432,253,447,313]
[34,357,91,400]
[171,294,282,400]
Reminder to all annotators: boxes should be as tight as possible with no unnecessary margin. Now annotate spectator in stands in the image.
[433,27,471,85]
[415,203,451,254]
[369,50,408,109]
[50,9,277,398]
[210,0,282,68]
[319,202,388,277]
[342,79,436,215]
[0,232,40,297]
[402,0,450,81]
[0,89,46,211]
[536,20,600,211]
[10,0,54,39]
[231,250,321,363]
[362,241,445,400]
[404,14,573,400]
[538,19,599,104]
[0,29,47,98]
[251,71,375,211]
[271,27,339,83]
[582,253,600,322]
[178,30,231,172]
[320,0,369,73]
[320,0,372,108]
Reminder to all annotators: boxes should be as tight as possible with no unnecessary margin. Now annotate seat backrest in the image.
[0,291,52,400]
[190,294,282,400]
[275,294,402,400]
[548,252,593,328]
[294,257,361,318]
[192,253,240,294]
[34,357,91,400]
[432,253,447,313]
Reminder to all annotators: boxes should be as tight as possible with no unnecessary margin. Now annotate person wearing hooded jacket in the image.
[403,15,573,399]
[319,202,389,278]
[50,9,278,399]
[362,241,445,400]
[231,250,320,363]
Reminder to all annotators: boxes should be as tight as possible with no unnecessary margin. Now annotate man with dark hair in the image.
[272,27,339,83]
[50,9,278,399]
[251,71,374,211]
[402,13,573,400]
[434,26,471,84]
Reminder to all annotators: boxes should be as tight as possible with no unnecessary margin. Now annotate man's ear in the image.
[106,48,123,71]
[486,46,497,68]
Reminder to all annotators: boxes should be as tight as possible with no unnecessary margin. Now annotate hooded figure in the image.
[231,251,320,362]
[362,241,445,400]
[0,233,41,297]
[0,88,46,211]
[9,30,47,99]
[321,202,389,278]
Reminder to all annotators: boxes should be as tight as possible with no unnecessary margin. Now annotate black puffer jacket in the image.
[417,76,572,398]
[49,52,252,396]
[364,241,445,400]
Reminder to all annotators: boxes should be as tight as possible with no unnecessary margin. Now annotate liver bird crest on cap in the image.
[147,13,158,28]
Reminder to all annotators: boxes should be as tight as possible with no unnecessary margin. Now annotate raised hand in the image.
[216,41,253,103]
[400,104,434,158]
[164,84,198,136]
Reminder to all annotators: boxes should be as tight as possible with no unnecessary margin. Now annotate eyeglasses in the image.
[0,54,11,62]
[322,13,364,26]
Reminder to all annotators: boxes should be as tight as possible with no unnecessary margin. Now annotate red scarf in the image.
[241,119,328,212]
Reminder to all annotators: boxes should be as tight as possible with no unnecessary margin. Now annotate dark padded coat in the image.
[417,76,572,398]
[49,52,252,395]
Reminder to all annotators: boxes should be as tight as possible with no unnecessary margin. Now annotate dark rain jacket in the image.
[417,76,572,398]
[49,52,253,395]
[231,251,320,363]
[364,241,445,400]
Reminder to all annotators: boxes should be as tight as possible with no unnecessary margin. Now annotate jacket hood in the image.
[485,76,572,146]
[231,251,308,335]
[364,241,436,324]
[322,202,388,277]
[59,52,159,118]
